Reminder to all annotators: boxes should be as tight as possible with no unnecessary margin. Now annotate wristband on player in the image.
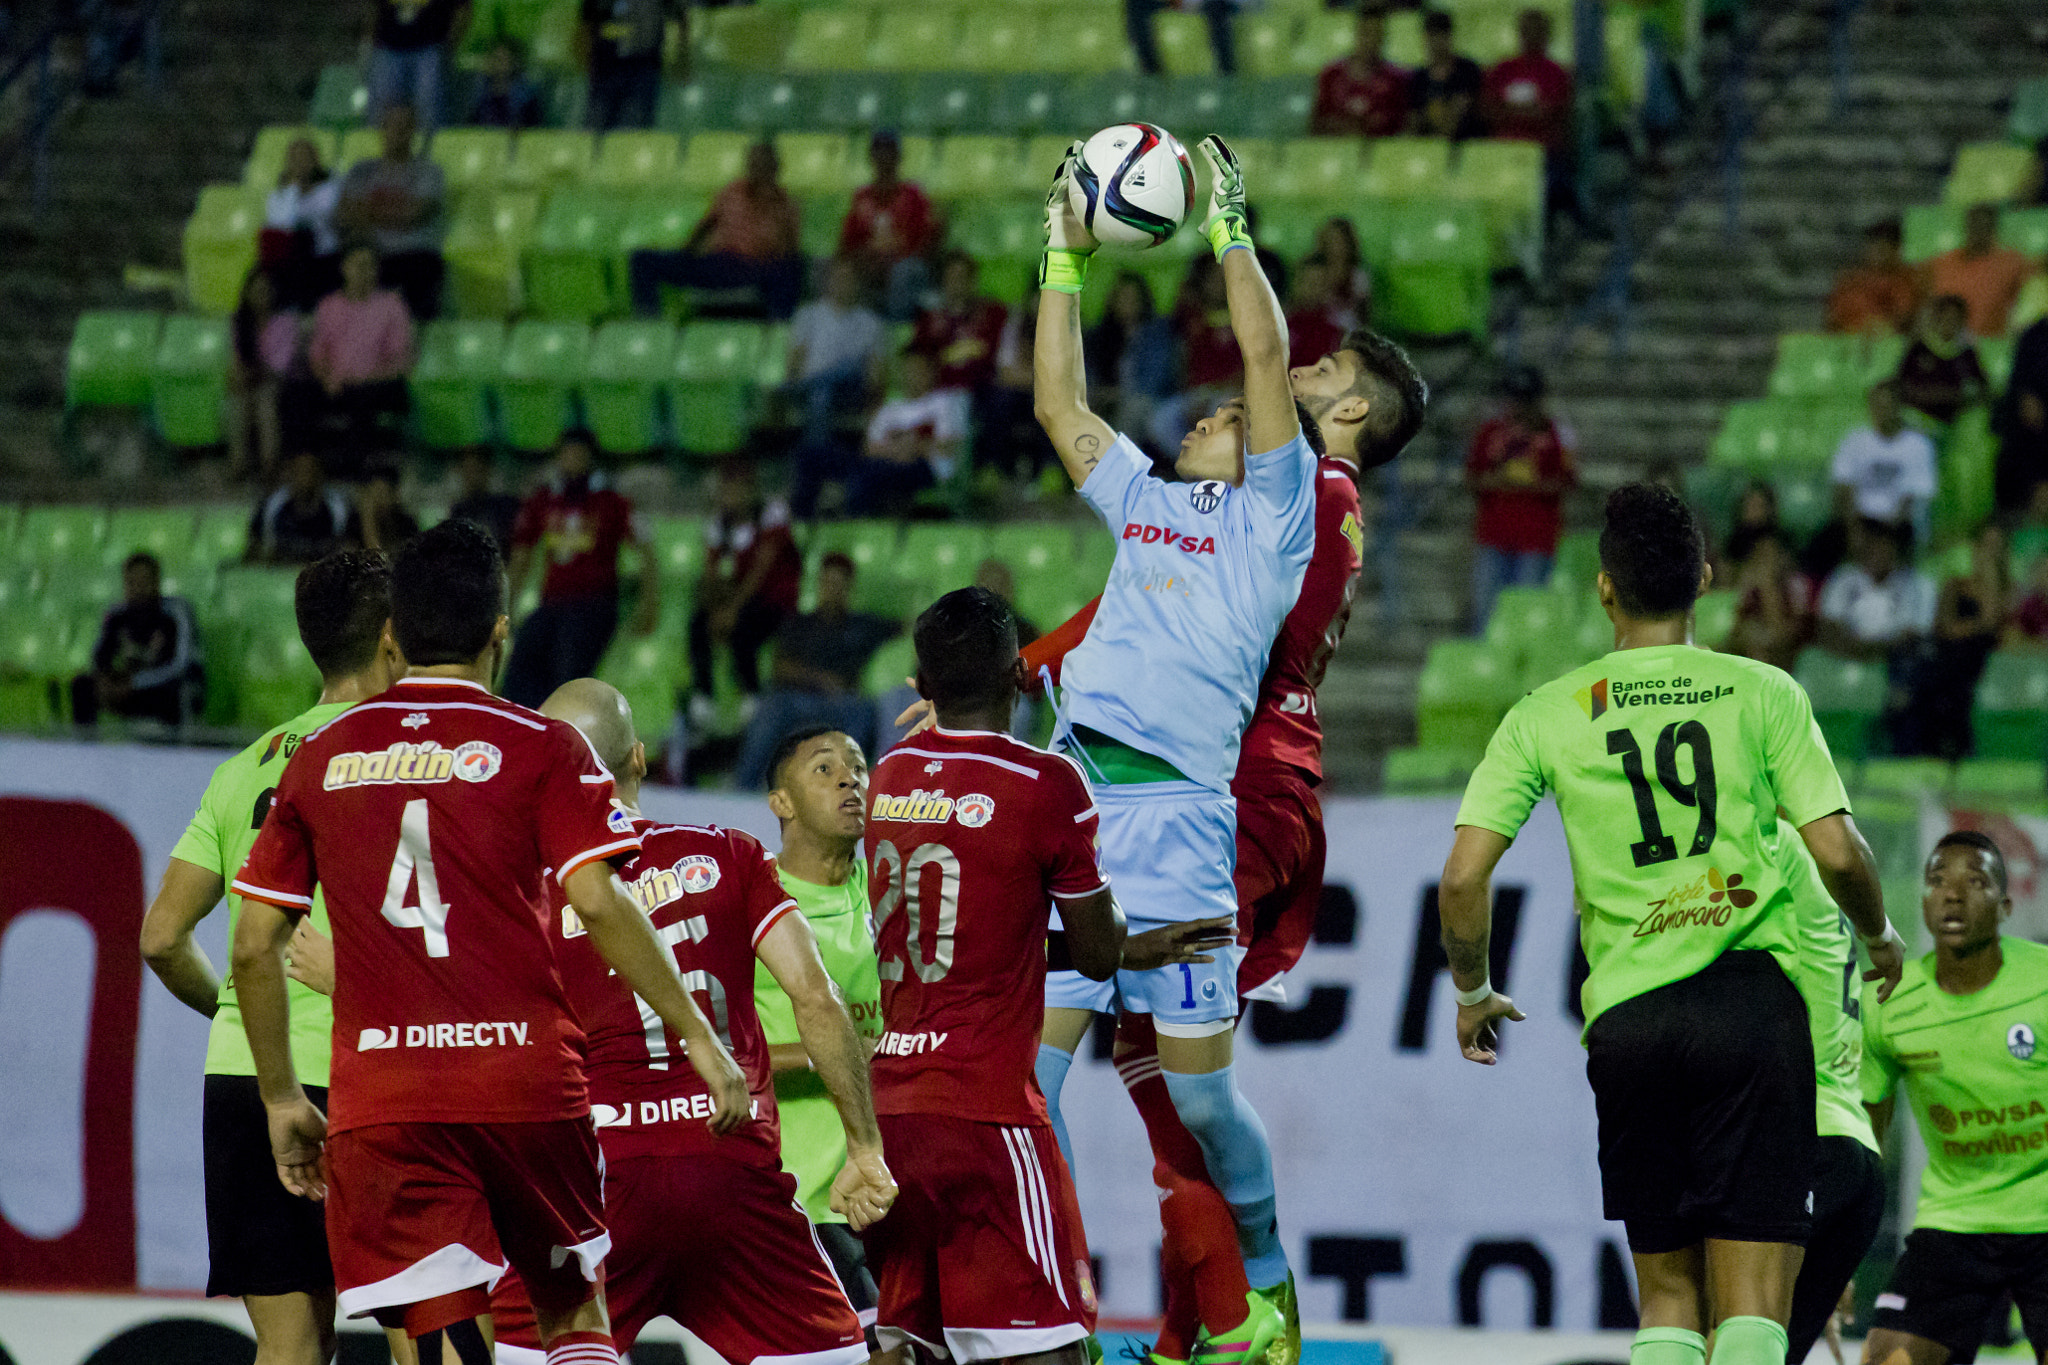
[1454,978,1493,1008]
[1039,248,1092,295]
[1206,213,1253,261]
[1861,919,1902,949]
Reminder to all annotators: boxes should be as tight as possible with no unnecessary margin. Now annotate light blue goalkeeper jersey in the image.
[1059,430,1318,793]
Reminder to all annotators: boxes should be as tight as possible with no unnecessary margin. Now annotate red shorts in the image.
[1232,767,1325,999]
[866,1112,1097,1362]
[324,1119,608,1328]
[491,1154,865,1363]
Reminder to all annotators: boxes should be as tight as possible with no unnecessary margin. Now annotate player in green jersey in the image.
[141,550,402,1365]
[1862,830,2048,1365]
[758,725,886,1333]
[1439,483,1904,1365]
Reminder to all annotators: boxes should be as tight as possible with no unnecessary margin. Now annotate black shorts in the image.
[202,1073,332,1299]
[1873,1227,2048,1362]
[816,1220,877,1317]
[1585,949,1817,1253]
[1786,1135,1886,1364]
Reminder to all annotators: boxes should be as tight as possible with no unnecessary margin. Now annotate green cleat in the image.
[1191,1289,1284,1365]
[1084,1336,1104,1365]
[1244,1275,1300,1365]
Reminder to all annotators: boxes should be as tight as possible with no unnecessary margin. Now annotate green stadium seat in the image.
[1944,142,2035,206]
[1693,588,1737,649]
[667,321,764,455]
[1381,745,1482,794]
[928,136,1034,202]
[1364,138,1451,199]
[2013,78,2048,145]
[237,624,323,731]
[988,524,1077,586]
[243,125,338,190]
[1041,6,1131,74]
[1774,469,1832,543]
[807,520,899,581]
[776,132,856,195]
[1484,584,1576,656]
[1549,531,1600,595]
[1803,400,1867,462]
[948,198,1046,306]
[596,632,683,742]
[649,515,706,585]
[861,634,918,698]
[897,73,989,136]
[1269,138,1367,199]
[1448,138,1543,268]
[1064,74,1156,133]
[590,131,683,190]
[678,131,753,193]
[955,6,1041,72]
[1151,10,1215,76]
[1902,204,1964,263]
[1980,336,2015,391]
[193,507,252,567]
[444,190,542,318]
[181,185,264,315]
[897,524,989,598]
[783,7,875,71]
[524,191,624,322]
[1415,639,1518,753]
[336,127,383,171]
[496,320,591,453]
[1794,648,1885,762]
[1857,756,1953,799]
[1238,11,1301,78]
[1952,757,2045,800]
[507,130,594,189]
[308,63,369,129]
[150,315,230,448]
[1291,9,1353,74]
[1384,9,1425,66]
[659,71,745,134]
[1229,78,1316,140]
[867,9,958,71]
[583,320,677,455]
[1769,333,1865,399]
[692,3,785,69]
[522,0,581,71]
[815,71,904,133]
[410,320,507,448]
[733,74,819,133]
[14,507,105,570]
[1150,77,1241,140]
[1377,201,1490,337]
[2000,207,2048,259]
[1710,399,1813,469]
[1971,650,2048,758]
[431,127,514,197]
[67,311,163,410]
[797,193,853,259]
[1935,408,1998,544]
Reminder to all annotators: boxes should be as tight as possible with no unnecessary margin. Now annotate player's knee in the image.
[1161,1068,1235,1135]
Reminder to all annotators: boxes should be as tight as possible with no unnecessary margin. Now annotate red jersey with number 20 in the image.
[867,727,1107,1127]
[235,677,637,1136]
[558,816,797,1165]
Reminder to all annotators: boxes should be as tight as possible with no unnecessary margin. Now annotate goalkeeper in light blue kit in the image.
[1032,134,1319,1349]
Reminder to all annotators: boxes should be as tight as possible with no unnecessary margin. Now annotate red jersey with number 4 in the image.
[557,816,796,1165]
[866,727,1107,1126]
[1239,457,1364,783]
[235,676,637,1136]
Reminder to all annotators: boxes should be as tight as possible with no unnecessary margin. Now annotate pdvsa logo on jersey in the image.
[1575,678,1609,721]
[1190,480,1226,514]
[678,855,721,894]
[954,793,996,827]
[2011,1022,2038,1061]
[1122,523,1217,555]
[453,740,502,782]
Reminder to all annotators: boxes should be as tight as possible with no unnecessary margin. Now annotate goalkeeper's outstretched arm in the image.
[1032,143,1118,489]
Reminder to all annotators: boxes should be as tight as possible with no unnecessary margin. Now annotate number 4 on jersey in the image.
[381,798,451,957]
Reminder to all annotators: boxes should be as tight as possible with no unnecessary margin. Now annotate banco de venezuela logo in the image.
[1577,675,1735,721]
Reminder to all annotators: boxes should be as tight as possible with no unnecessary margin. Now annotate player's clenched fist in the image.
[829,1146,898,1232]
[266,1095,329,1201]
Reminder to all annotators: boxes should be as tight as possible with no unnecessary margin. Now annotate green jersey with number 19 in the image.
[1776,819,1878,1152]
[1456,644,1850,1036]
[1861,938,2048,1234]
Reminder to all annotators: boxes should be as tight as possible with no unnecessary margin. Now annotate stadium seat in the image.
[444,190,542,318]
[1710,399,1814,469]
[732,74,819,132]
[1270,139,1368,199]
[596,632,683,744]
[776,132,856,195]
[667,321,764,455]
[1971,650,2048,758]
[67,311,163,410]
[410,320,507,448]
[237,624,323,731]
[984,74,1066,137]
[988,523,1076,587]
[867,9,959,71]
[1415,639,1518,753]
[193,507,252,567]
[1856,756,1953,799]
[496,320,591,453]
[1364,138,1451,199]
[861,634,918,698]
[525,191,624,322]
[807,520,900,581]
[590,130,681,188]
[506,130,594,189]
[1377,201,1490,338]
[431,127,514,197]
[1238,11,1301,78]
[955,6,1040,71]
[1291,9,1354,74]
[692,4,785,69]
[798,194,854,259]
[1063,75,1155,135]
[897,524,989,598]
[815,71,905,133]
[1043,6,1131,74]
[896,73,989,136]
[16,507,108,568]
[243,125,338,189]
[1794,648,1885,761]
[927,136,1034,202]
[659,71,745,133]
[1952,757,2045,800]
[1549,531,1601,596]
[2013,78,2048,145]
[584,321,677,456]
[1230,79,1317,141]
[649,515,706,586]
[1935,408,1997,544]
[181,185,264,315]
[1944,142,2036,206]
[1484,585,1576,661]
[1693,588,1736,649]
[1449,139,1543,268]
[678,131,753,193]
[1901,204,1964,263]
[2000,207,2048,259]
[336,127,383,171]
[1152,9,1215,76]
[1768,333,1865,399]
[1774,469,1832,544]
[947,198,1043,305]
[308,63,369,129]
[150,315,230,448]
[783,7,875,71]
[1381,745,1482,793]
[522,0,581,71]
[1252,201,1323,269]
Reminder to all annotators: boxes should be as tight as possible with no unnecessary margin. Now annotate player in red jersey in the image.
[233,521,748,1365]
[490,678,894,1365]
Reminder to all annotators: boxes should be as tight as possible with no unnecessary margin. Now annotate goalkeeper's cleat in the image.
[1263,1273,1301,1365]
[1083,1334,1104,1365]
[1190,1290,1284,1365]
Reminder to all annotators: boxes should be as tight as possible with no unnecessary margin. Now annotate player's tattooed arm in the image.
[1441,919,1488,984]
[1075,431,1100,472]
[1033,281,1116,488]
[1438,825,1525,1066]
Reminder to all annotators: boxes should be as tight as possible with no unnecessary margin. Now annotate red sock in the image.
[545,1330,619,1365]
[1117,1019,1251,1350]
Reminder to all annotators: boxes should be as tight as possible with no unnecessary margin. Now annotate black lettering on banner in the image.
[1249,883,1361,1046]
[1397,885,1522,1051]
[1306,1234,1406,1321]
[249,785,276,831]
[1598,1239,1642,1329]
[1456,1239,1555,1328]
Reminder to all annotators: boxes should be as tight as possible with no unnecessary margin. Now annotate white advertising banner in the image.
[0,737,1633,1329]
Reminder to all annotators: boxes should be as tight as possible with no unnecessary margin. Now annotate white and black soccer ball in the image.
[1068,122,1195,249]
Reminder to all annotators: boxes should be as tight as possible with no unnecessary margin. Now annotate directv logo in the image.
[357,1022,532,1051]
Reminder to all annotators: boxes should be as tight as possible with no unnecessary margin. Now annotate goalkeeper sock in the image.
[1630,1326,1705,1365]
[546,1331,619,1365]
[1036,1043,1076,1169]
[1162,1066,1286,1288]
[1707,1316,1787,1365]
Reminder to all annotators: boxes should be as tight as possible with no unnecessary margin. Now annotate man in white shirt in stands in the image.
[1830,380,1937,547]
[1817,516,1937,664]
[844,351,967,515]
[787,258,887,517]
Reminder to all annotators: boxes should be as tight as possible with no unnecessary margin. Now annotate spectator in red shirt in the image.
[628,139,805,319]
[689,460,803,733]
[1482,10,1576,220]
[1310,2,1408,138]
[502,430,660,707]
[909,250,1007,397]
[1828,219,1924,336]
[1468,363,1578,630]
[838,129,939,319]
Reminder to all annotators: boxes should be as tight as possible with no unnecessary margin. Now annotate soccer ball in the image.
[1067,122,1195,249]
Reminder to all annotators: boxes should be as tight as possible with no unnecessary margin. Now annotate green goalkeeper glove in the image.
[1039,140,1097,295]
[1197,133,1252,261]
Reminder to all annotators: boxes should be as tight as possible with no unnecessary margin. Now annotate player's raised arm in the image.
[1033,143,1118,488]
[1438,826,1528,1065]
[1196,134,1299,458]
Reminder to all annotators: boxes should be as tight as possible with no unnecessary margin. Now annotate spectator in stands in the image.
[1480,9,1574,217]
[336,104,447,321]
[1816,516,1935,666]
[1924,203,2034,339]
[784,255,885,508]
[689,460,803,732]
[365,0,468,134]
[468,37,541,129]
[1826,219,1922,335]
[68,552,202,728]
[345,463,419,553]
[304,245,415,463]
[1086,272,1177,448]
[1310,2,1408,138]
[733,552,901,789]
[1409,10,1484,140]
[1997,312,2048,511]
[910,250,1007,400]
[1287,261,1348,371]
[839,129,939,320]
[1303,216,1370,328]
[1897,294,1989,425]
[1126,0,1237,77]
[846,351,969,514]
[1467,362,1577,631]
[502,430,659,707]
[1896,520,2011,758]
[579,0,679,131]
[227,269,295,482]
[446,448,521,554]
[248,451,351,564]
[1831,379,1937,546]
[262,137,340,310]
[629,139,803,320]
[1724,530,1814,672]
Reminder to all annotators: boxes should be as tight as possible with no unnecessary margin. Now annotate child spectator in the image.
[1831,379,1938,545]
[1723,530,1815,672]
[68,552,203,727]
[1826,219,1923,336]
[1897,295,1989,425]
[1924,203,2035,339]
[468,38,541,129]
[838,130,939,319]
[1816,517,1936,665]
[262,137,340,309]
[1467,363,1577,631]
[688,460,803,732]
[1409,10,1483,139]
[1310,2,1408,137]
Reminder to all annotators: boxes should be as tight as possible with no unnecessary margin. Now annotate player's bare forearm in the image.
[1219,241,1298,456]
[758,915,881,1148]
[768,1042,813,1075]
[231,900,306,1108]
[1057,887,1126,982]
[1797,814,1886,940]
[1033,286,1115,488]
[140,857,226,1019]
[1439,826,1512,994]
